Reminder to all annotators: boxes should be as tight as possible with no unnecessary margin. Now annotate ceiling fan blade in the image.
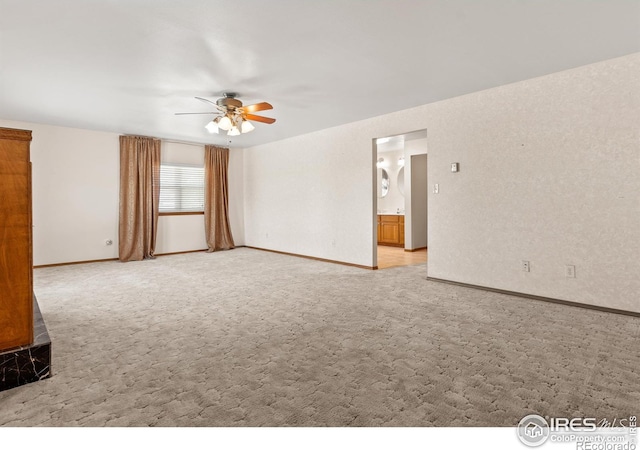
[175,112,218,115]
[195,96,219,107]
[244,113,276,124]
[241,102,273,113]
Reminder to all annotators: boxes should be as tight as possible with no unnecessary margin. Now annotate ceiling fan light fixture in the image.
[177,95,276,136]
[205,120,219,134]
[241,120,255,133]
[218,115,232,131]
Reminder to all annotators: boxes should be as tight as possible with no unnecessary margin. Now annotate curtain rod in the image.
[162,138,207,147]
[122,135,232,149]
[164,139,234,149]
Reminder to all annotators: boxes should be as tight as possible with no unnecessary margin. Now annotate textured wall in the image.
[244,53,640,312]
[426,53,640,312]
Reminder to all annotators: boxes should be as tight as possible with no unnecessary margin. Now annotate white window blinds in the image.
[159,163,205,213]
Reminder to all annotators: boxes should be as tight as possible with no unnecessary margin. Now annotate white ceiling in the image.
[1,1,638,148]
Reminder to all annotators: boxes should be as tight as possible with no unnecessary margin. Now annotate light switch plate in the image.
[433,183,439,194]
[451,163,459,172]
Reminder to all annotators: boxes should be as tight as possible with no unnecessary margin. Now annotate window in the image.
[159,163,204,213]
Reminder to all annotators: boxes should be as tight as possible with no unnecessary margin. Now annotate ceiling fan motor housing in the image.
[217,94,242,110]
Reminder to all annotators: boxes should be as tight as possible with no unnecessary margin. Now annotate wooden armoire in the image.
[0,127,33,351]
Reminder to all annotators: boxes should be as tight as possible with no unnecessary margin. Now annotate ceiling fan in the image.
[176,92,276,136]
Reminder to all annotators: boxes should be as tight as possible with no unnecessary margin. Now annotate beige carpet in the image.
[0,248,638,426]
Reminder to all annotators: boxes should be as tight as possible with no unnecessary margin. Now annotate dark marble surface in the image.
[0,297,52,392]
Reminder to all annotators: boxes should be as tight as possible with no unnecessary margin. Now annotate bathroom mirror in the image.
[397,167,405,196]
[377,168,389,198]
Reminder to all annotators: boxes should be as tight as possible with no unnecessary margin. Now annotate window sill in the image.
[159,211,204,216]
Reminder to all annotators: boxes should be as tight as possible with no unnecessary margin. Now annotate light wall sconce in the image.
[376,157,385,168]
[398,156,405,167]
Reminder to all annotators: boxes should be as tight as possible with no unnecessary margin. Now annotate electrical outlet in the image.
[522,260,530,272]
[566,265,576,278]
[433,183,439,194]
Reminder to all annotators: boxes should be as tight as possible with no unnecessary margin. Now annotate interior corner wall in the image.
[0,119,245,265]
[243,52,640,313]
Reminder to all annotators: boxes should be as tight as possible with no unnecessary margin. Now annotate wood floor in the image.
[377,245,427,269]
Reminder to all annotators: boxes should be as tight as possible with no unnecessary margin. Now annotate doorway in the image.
[377,246,427,269]
[374,130,428,270]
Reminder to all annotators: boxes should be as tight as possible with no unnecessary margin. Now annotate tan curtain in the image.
[204,145,235,251]
[118,136,161,261]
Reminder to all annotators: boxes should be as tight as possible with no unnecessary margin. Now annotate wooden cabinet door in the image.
[380,222,399,243]
[378,215,405,247]
[0,129,33,350]
[378,215,399,245]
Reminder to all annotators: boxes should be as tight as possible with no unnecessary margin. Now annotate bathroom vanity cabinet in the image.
[377,215,404,247]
